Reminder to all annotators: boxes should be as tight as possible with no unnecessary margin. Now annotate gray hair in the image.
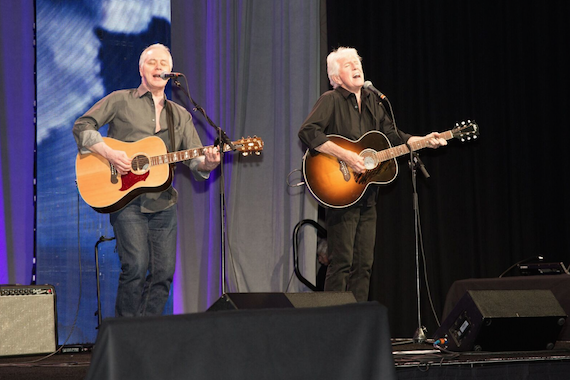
[139,43,173,70]
[326,47,362,88]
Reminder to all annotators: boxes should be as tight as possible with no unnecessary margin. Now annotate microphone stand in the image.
[376,91,429,343]
[408,149,428,343]
[173,78,232,294]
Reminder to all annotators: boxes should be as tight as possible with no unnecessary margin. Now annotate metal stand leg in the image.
[94,236,115,329]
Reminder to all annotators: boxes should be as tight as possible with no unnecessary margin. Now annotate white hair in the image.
[138,43,173,70]
[326,47,362,88]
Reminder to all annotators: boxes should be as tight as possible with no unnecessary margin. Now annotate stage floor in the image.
[392,339,570,366]
[1,340,569,379]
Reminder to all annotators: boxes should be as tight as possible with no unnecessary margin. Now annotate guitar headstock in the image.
[232,136,264,156]
[451,120,479,142]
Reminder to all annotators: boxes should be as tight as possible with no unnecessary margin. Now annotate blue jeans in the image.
[110,198,177,317]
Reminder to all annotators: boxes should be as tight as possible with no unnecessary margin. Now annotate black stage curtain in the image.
[325,1,570,338]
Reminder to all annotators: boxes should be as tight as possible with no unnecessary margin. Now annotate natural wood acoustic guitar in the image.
[76,135,263,213]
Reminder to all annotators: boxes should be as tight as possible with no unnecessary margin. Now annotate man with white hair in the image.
[73,43,220,317]
[299,47,446,302]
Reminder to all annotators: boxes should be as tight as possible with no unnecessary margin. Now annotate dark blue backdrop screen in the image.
[35,0,171,345]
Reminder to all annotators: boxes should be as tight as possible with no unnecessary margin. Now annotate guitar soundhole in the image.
[131,154,150,175]
[360,149,378,170]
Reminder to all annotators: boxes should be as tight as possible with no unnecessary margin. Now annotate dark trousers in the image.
[324,204,377,302]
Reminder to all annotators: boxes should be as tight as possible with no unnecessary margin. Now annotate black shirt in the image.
[298,86,411,207]
[298,86,410,151]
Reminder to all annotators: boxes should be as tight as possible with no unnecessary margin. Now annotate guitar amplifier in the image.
[0,284,58,356]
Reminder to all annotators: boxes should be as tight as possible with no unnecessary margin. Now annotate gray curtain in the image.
[0,0,35,284]
[171,0,323,313]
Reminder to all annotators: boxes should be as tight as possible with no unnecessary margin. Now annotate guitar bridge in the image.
[110,164,119,184]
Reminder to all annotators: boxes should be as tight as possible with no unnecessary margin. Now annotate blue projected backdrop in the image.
[36,0,171,345]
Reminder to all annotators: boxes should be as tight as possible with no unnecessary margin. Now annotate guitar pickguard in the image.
[339,161,351,182]
[119,171,151,191]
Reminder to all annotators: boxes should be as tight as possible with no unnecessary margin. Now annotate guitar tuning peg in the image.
[255,152,261,156]
[242,152,249,156]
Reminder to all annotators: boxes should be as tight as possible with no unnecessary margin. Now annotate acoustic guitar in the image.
[76,135,263,213]
[302,121,478,208]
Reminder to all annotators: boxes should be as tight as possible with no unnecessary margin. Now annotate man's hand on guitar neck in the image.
[408,132,448,149]
[196,146,221,172]
[315,140,366,174]
[88,141,132,175]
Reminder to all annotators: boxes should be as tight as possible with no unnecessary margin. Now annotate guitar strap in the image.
[164,99,176,173]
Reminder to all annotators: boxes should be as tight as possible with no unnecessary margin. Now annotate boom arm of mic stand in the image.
[379,95,430,179]
[173,79,235,151]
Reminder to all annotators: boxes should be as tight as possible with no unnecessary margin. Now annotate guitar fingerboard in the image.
[376,130,455,162]
[150,144,233,166]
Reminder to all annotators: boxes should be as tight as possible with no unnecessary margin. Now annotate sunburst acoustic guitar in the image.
[76,135,263,213]
[302,121,479,208]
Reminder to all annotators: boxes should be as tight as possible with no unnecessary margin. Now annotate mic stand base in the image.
[413,326,427,344]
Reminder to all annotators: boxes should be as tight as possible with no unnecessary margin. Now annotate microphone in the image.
[154,72,183,79]
[363,81,386,99]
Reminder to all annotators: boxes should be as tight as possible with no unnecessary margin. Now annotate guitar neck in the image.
[377,130,454,162]
[149,144,231,166]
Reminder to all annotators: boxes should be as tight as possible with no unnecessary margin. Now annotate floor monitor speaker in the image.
[434,289,567,351]
[207,292,356,311]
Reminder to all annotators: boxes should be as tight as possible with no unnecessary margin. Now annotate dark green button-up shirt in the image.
[73,84,209,213]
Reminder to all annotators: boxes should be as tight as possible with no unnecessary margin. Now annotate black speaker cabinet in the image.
[0,284,58,356]
[207,292,356,311]
[434,289,567,352]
